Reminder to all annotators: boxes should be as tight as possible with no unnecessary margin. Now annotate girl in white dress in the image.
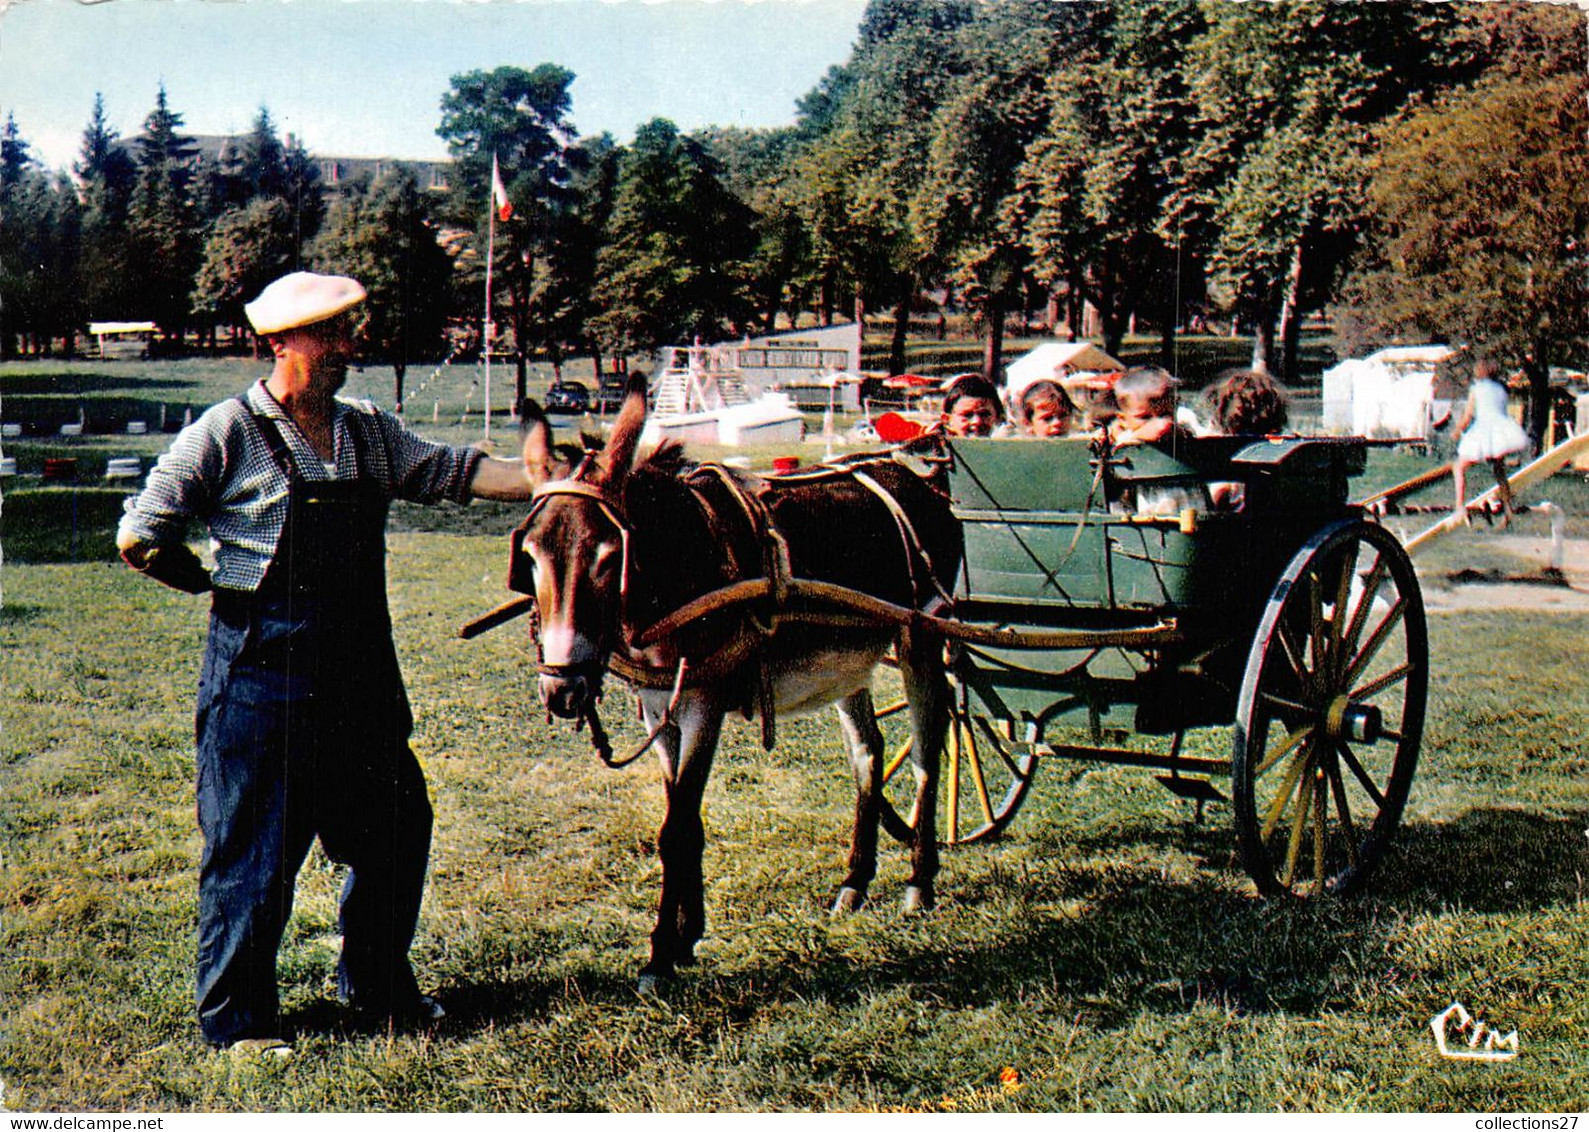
[1452,358,1529,526]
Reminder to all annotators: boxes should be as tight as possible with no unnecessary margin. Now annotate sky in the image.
[0,0,868,172]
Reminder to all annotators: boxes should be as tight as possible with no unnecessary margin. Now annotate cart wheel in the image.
[1232,519,1427,896]
[873,679,1038,846]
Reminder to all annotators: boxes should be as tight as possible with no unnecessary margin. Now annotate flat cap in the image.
[245,272,366,335]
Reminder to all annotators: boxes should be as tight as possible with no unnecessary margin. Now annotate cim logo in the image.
[1430,1002,1520,1062]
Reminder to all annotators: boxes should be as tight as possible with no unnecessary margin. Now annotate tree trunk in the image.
[889,277,912,377]
[510,271,529,412]
[1158,275,1177,372]
[1522,345,1550,456]
[853,290,866,369]
[1275,237,1307,384]
[1249,315,1275,375]
[982,293,1006,387]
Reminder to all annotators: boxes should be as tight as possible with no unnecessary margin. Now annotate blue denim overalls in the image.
[194,398,432,1046]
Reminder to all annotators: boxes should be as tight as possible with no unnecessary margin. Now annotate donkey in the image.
[512,378,962,988]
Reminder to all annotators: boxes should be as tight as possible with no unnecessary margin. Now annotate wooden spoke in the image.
[1308,570,1328,674]
[1341,596,1408,690]
[1260,690,1313,717]
[1327,754,1360,868]
[1337,557,1388,674]
[1351,662,1413,704]
[883,736,914,782]
[1280,750,1316,888]
[1277,622,1312,693]
[1262,744,1312,841]
[975,719,1024,778]
[962,714,997,828]
[945,714,963,843]
[874,698,910,721]
[1312,765,1328,893]
[1328,550,1357,666]
[1335,740,1386,809]
[1255,721,1315,779]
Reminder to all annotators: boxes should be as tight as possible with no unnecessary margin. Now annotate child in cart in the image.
[1018,380,1078,438]
[1107,367,1202,515]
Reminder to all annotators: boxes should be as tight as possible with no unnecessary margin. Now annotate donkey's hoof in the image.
[902,885,935,914]
[636,972,666,999]
[830,886,866,916]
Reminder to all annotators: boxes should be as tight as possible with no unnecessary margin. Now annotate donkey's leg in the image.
[831,687,885,915]
[896,633,949,913]
[638,689,724,990]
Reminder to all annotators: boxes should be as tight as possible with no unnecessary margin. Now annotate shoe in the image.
[348,993,445,1030]
[225,1037,294,1061]
[405,995,446,1025]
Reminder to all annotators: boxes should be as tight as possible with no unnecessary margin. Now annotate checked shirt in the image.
[119,380,483,591]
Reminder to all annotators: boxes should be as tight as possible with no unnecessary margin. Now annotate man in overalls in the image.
[117,272,536,1057]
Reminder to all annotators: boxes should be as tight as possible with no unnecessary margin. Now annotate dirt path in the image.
[1420,535,1589,613]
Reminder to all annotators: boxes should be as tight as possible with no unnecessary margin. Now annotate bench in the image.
[42,457,78,483]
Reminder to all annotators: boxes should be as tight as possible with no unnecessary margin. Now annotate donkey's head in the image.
[517,376,649,720]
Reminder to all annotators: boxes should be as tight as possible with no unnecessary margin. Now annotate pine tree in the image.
[128,85,201,345]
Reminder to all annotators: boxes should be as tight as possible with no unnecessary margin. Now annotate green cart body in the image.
[887,433,1427,897]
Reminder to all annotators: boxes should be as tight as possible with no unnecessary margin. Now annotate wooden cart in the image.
[872,434,1427,898]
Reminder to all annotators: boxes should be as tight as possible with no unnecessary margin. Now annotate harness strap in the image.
[236,391,371,483]
[847,468,955,613]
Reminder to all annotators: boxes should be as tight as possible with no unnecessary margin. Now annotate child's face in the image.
[1027,400,1070,437]
[1116,391,1168,431]
[946,396,998,437]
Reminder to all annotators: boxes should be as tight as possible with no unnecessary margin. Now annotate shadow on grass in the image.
[271,811,1589,1041]
[1370,807,1589,913]
[0,374,192,395]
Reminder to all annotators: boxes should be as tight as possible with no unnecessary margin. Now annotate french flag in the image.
[491,154,513,222]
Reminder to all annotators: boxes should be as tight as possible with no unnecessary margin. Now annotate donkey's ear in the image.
[520,397,553,488]
[597,374,649,486]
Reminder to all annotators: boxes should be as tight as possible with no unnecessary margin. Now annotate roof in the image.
[1005,342,1125,397]
[89,321,157,335]
[1363,345,1459,366]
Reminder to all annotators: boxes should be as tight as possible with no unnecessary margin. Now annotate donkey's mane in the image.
[637,439,690,477]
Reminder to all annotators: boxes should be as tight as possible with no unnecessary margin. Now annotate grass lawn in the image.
[4,352,1588,1111]
[3,520,1588,1111]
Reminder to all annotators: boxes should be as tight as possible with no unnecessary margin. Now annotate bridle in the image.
[520,458,684,768]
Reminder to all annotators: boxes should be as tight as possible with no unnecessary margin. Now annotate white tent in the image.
[1005,342,1124,398]
[1321,345,1458,438]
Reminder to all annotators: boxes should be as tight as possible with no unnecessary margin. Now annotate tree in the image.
[436,64,577,405]
[1338,69,1589,451]
[0,120,83,357]
[191,197,298,348]
[128,85,202,346]
[916,0,1095,380]
[240,106,287,201]
[1181,1,1469,379]
[786,0,978,369]
[311,167,453,408]
[697,125,812,337]
[538,132,620,378]
[589,119,756,357]
[74,94,140,324]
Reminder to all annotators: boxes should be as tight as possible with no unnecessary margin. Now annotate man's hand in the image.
[117,534,213,594]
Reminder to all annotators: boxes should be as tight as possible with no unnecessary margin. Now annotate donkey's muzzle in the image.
[540,673,591,719]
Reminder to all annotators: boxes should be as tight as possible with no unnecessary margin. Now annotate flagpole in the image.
[482,164,495,443]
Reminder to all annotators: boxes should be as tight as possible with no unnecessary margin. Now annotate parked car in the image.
[545,380,590,414]
[594,375,629,413]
